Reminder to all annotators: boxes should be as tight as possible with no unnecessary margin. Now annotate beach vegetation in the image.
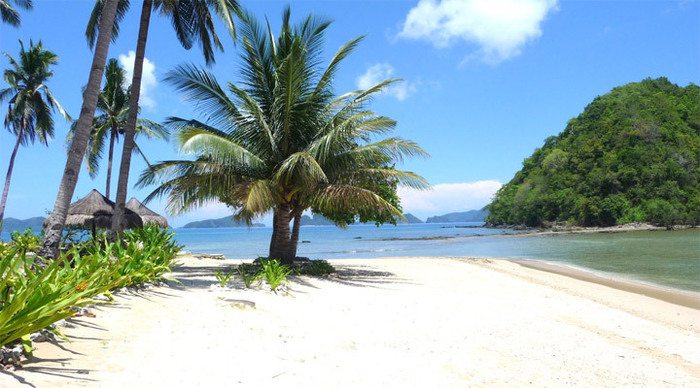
[10,229,39,256]
[0,225,180,351]
[39,0,120,258]
[0,0,32,27]
[487,78,700,228]
[259,259,292,292]
[67,58,169,200]
[0,40,70,232]
[139,7,429,264]
[86,0,240,236]
[295,259,335,276]
[214,270,234,288]
[236,264,261,289]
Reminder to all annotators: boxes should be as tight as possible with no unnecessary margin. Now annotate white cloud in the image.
[398,180,502,218]
[118,51,157,109]
[356,63,416,101]
[399,0,558,63]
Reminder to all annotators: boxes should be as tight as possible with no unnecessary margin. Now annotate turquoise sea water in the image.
[3,223,697,292]
[174,223,700,292]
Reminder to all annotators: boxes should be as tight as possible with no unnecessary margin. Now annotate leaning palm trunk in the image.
[0,129,23,231]
[105,125,117,199]
[39,0,120,258]
[111,0,152,237]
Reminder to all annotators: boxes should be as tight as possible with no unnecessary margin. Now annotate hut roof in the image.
[61,190,142,229]
[126,198,168,228]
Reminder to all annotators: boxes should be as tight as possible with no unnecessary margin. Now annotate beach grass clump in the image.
[0,225,181,353]
[237,264,261,289]
[214,270,234,288]
[259,259,292,292]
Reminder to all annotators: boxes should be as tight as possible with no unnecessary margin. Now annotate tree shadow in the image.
[0,370,37,388]
[17,366,96,382]
[297,264,414,289]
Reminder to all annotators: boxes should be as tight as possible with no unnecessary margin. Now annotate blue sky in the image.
[0,0,698,226]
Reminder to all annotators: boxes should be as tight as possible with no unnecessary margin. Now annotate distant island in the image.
[426,210,488,223]
[487,78,700,228]
[300,214,334,226]
[182,216,264,228]
[1,217,45,233]
[397,213,424,224]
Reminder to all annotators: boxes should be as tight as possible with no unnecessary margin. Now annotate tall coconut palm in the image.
[0,41,70,232]
[83,0,239,235]
[0,0,32,27]
[138,8,429,263]
[68,58,169,199]
[40,0,120,258]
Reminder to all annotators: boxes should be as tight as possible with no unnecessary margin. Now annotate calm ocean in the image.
[3,223,698,292]
[174,223,700,292]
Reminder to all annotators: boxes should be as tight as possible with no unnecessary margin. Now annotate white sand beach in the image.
[3,256,699,387]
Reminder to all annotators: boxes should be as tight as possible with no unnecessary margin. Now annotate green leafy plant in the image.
[10,229,40,256]
[237,264,261,289]
[214,270,234,288]
[259,259,292,292]
[0,225,182,350]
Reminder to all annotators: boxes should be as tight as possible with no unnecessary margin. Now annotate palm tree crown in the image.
[68,58,168,198]
[86,0,238,64]
[0,40,69,229]
[0,0,32,27]
[138,8,429,262]
[1,40,69,145]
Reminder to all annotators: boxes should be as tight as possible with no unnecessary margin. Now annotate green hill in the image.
[426,210,488,223]
[182,216,264,228]
[487,78,700,227]
[1,217,45,233]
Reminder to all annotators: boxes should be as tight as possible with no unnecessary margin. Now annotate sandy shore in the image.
[2,256,699,387]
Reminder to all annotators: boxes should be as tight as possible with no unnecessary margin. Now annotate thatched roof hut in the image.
[126,198,168,228]
[57,190,143,232]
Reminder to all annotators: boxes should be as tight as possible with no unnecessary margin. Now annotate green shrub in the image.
[259,259,291,292]
[10,229,40,256]
[297,260,335,276]
[0,245,117,349]
[237,263,261,289]
[644,199,681,227]
[214,270,234,287]
[0,225,182,349]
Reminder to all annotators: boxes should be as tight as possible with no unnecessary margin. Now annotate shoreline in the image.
[509,258,700,310]
[486,222,698,237]
[188,250,700,303]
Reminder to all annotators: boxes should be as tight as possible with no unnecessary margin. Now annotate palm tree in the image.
[68,58,169,199]
[0,0,32,27]
[138,8,429,263]
[83,0,239,235]
[40,0,120,258]
[0,41,70,231]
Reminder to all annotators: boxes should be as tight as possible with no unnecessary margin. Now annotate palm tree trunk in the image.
[269,204,295,264]
[0,130,23,232]
[105,125,117,199]
[111,0,152,236]
[289,210,302,259]
[39,0,119,258]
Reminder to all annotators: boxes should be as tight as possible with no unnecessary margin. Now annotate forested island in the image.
[487,78,699,227]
